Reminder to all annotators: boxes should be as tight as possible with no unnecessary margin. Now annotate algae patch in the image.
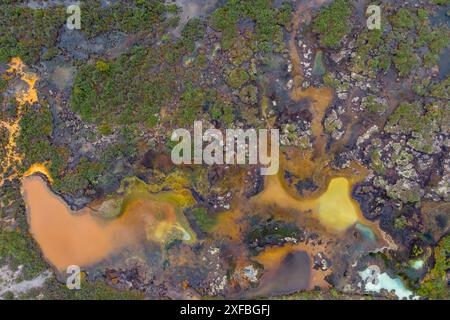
[317,177,360,232]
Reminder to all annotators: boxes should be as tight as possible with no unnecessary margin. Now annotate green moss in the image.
[209,98,235,125]
[385,102,440,143]
[42,47,60,61]
[95,60,110,72]
[417,236,450,299]
[394,216,408,230]
[385,102,422,133]
[417,9,429,21]
[28,125,136,197]
[35,277,144,300]
[226,67,249,89]
[365,96,388,114]
[432,0,450,4]
[352,28,391,77]
[312,0,353,48]
[191,208,217,233]
[0,5,65,64]
[370,148,385,175]
[17,104,66,179]
[181,18,206,43]
[80,0,170,38]
[276,2,293,27]
[391,8,417,30]
[387,181,422,204]
[71,46,174,126]
[429,77,449,99]
[56,158,105,194]
[323,72,340,88]
[210,0,289,53]
[98,124,113,135]
[246,219,303,254]
[352,7,448,78]
[229,38,254,66]
[413,77,449,99]
[195,54,209,69]
[176,82,207,126]
[393,41,419,76]
[0,229,47,278]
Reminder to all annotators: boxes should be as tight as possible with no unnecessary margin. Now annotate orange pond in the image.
[22,176,141,271]
[22,175,194,271]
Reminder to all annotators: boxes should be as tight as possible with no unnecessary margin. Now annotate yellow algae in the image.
[254,170,377,235]
[6,57,39,105]
[123,197,195,244]
[154,221,190,243]
[0,57,40,186]
[145,171,191,193]
[317,177,359,232]
[23,162,54,184]
[22,174,197,271]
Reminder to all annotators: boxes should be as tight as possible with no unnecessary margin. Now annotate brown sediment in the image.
[288,0,334,159]
[253,242,331,293]
[213,209,245,242]
[289,86,333,158]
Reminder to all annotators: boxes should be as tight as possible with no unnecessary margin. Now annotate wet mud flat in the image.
[251,251,311,297]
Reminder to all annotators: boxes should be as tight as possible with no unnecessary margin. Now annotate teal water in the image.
[359,268,419,300]
[355,223,376,242]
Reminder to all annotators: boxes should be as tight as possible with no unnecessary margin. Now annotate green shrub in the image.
[418,236,450,299]
[312,0,353,48]
[0,6,65,64]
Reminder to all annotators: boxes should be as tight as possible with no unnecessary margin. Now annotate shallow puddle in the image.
[254,250,311,296]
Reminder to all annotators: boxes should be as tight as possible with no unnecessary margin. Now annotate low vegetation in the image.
[312,0,353,48]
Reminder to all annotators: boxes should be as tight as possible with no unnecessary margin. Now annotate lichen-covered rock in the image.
[226,67,249,89]
[324,110,344,140]
[239,85,258,105]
